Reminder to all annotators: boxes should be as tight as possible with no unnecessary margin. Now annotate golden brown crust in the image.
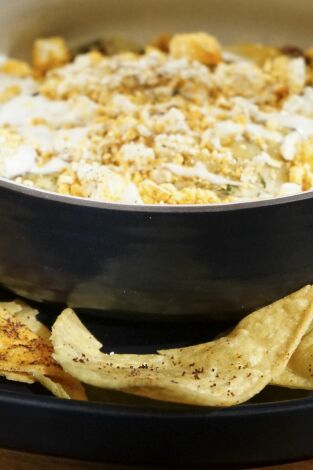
[169,32,222,65]
[32,37,71,73]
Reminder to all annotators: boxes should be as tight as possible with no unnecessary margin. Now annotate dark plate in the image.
[0,297,313,468]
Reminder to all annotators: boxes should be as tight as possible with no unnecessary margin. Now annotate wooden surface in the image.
[0,449,312,470]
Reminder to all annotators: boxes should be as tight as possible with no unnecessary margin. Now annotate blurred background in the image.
[2,0,313,58]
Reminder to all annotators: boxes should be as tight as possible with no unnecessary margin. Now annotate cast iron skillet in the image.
[1,176,313,320]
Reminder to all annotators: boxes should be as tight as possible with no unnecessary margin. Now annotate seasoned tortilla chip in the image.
[51,286,313,407]
[272,326,313,390]
[0,313,60,376]
[0,301,86,400]
[0,300,51,341]
[33,372,87,400]
[8,301,50,341]
[0,370,35,384]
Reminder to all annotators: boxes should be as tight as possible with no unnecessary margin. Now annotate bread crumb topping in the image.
[0,33,313,204]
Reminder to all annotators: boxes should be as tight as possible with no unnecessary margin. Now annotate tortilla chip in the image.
[0,300,51,341]
[0,313,60,376]
[51,286,313,407]
[33,372,87,400]
[0,370,35,384]
[272,325,313,390]
[0,301,86,400]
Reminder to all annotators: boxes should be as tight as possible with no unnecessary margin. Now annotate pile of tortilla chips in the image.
[3,286,313,407]
[0,300,86,400]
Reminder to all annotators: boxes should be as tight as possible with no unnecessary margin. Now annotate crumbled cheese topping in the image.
[0,33,313,204]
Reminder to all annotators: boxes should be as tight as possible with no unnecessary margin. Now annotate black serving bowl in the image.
[2,0,313,320]
[1,178,313,320]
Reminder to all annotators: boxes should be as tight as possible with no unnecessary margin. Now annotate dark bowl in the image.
[2,0,313,320]
[1,178,313,320]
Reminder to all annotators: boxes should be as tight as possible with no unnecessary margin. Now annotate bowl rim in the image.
[1,175,312,213]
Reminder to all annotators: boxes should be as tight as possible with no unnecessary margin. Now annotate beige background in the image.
[2,0,313,59]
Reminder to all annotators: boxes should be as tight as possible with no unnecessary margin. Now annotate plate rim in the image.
[2,386,313,418]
